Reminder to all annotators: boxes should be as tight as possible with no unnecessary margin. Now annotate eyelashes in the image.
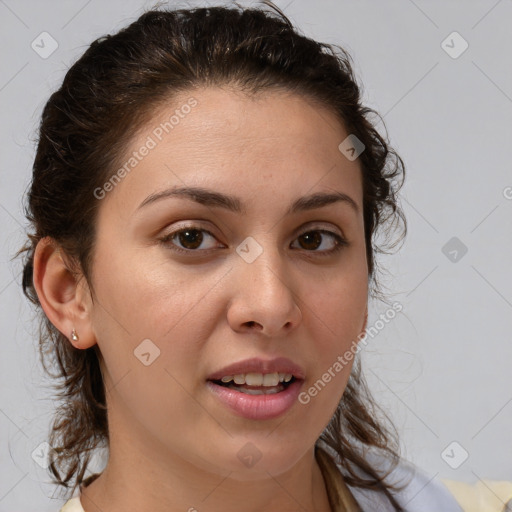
[160,226,219,253]
[158,224,349,257]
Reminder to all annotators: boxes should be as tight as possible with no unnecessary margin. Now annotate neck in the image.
[79,410,333,512]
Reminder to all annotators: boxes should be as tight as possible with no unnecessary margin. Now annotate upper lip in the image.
[207,357,306,381]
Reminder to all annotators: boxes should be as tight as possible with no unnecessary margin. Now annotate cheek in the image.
[305,273,367,339]
[91,249,220,381]
[92,246,198,334]
[300,272,366,392]
[90,252,215,431]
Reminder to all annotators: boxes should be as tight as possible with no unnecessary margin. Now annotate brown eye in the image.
[292,229,348,256]
[176,229,204,250]
[297,231,322,250]
[159,226,221,254]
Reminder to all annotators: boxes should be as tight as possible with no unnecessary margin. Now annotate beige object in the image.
[442,479,512,512]
[59,496,84,512]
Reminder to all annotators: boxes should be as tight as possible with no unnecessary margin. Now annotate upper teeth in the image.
[220,372,293,386]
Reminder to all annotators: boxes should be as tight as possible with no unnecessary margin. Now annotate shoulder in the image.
[354,454,463,511]
[320,442,463,511]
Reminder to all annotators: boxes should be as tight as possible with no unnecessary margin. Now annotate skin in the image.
[33,86,369,512]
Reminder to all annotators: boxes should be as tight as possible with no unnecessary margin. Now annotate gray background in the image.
[1,0,511,510]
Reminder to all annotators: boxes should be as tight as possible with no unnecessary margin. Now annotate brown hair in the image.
[18,1,408,507]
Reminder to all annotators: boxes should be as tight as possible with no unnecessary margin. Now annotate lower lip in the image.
[206,379,304,420]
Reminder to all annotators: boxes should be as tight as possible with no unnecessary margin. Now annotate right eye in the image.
[158,225,224,255]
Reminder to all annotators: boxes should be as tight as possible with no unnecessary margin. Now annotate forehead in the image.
[99,86,363,216]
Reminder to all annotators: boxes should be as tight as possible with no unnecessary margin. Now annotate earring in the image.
[71,329,79,342]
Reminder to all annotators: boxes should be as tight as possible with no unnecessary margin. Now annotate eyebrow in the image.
[137,186,359,216]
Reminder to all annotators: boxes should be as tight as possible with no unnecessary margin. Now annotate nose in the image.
[227,245,302,337]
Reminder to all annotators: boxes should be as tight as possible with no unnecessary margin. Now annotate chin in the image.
[218,442,309,481]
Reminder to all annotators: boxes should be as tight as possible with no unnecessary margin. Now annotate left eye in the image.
[159,226,348,256]
[291,230,347,254]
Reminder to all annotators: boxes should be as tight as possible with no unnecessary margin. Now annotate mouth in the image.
[206,373,305,420]
[208,374,299,395]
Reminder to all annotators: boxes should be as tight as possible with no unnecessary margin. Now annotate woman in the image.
[19,2,462,511]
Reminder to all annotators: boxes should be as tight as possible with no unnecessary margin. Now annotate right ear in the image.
[32,237,97,350]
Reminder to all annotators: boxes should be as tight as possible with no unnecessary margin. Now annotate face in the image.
[86,87,368,479]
